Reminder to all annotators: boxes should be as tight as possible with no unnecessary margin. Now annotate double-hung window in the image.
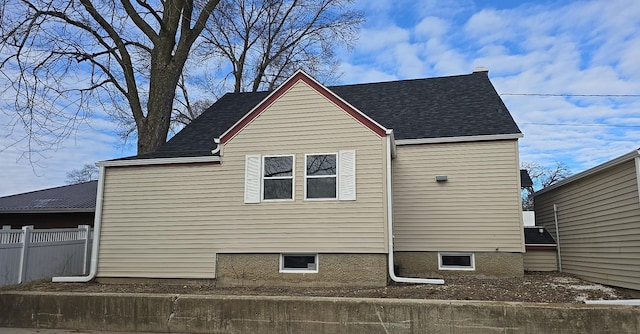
[244,150,355,203]
[262,155,294,200]
[305,154,337,199]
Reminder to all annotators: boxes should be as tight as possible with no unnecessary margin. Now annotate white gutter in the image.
[635,157,640,204]
[386,131,444,285]
[52,165,106,282]
[525,244,558,247]
[212,138,221,156]
[98,155,220,167]
[395,133,522,146]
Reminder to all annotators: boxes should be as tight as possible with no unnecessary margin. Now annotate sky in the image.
[1,0,639,197]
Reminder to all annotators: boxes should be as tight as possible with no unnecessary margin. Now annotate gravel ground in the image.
[1,272,631,304]
[1,273,635,334]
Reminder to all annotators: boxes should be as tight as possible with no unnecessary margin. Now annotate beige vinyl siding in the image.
[98,80,387,279]
[393,140,524,252]
[523,250,557,271]
[535,159,640,290]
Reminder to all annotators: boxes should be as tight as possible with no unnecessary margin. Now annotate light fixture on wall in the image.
[435,175,448,182]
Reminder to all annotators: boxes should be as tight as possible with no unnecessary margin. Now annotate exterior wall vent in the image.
[435,175,448,182]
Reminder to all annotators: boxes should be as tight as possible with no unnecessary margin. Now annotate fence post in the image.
[18,226,33,284]
[1,226,10,244]
[78,225,91,275]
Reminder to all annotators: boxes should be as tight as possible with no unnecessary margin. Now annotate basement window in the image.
[438,253,475,271]
[280,254,318,273]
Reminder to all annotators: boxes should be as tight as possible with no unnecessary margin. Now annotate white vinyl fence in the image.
[0,225,92,287]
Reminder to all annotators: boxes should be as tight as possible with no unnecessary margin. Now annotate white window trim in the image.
[261,154,295,202]
[304,153,338,201]
[279,253,319,273]
[438,252,475,271]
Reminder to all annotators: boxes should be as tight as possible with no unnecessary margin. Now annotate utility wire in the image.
[500,93,640,97]
[521,122,640,128]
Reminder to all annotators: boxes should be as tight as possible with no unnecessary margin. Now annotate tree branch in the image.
[120,0,159,44]
[78,0,145,124]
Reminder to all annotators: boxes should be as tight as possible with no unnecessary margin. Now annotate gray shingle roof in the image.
[520,170,533,188]
[524,227,557,245]
[0,181,97,213]
[127,71,521,160]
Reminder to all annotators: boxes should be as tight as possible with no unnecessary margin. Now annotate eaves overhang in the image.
[98,155,221,167]
[395,133,523,146]
[0,208,95,214]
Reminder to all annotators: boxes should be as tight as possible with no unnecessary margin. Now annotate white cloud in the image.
[414,16,449,38]
[357,26,411,53]
[390,43,426,78]
[0,106,133,197]
[464,9,515,44]
[3,0,640,197]
[337,62,397,84]
[341,0,640,174]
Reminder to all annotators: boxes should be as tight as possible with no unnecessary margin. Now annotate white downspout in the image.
[553,204,562,272]
[52,165,106,282]
[211,138,221,156]
[386,132,444,285]
[635,156,640,205]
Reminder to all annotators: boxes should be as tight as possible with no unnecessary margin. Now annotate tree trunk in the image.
[137,67,182,154]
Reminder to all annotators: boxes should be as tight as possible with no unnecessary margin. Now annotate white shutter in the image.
[338,150,356,201]
[244,155,261,203]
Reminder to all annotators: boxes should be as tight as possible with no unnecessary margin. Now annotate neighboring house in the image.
[519,168,558,271]
[523,226,557,272]
[535,149,640,291]
[520,169,533,189]
[93,68,525,287]
[0,181,97,229]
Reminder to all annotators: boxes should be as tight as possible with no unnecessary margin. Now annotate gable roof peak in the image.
[217,70,389,143]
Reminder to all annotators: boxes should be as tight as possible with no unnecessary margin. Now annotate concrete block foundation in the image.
[216,253,388,287]
[394,251,524,278]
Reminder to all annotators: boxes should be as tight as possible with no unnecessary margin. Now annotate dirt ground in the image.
[1,272,632,304]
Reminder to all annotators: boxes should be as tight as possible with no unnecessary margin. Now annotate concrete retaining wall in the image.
[1,292,639,333]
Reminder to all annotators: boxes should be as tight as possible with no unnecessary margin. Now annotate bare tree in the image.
[170,74,215,131]
[0,0,220,157]
[66,163,99,184]
[201,0,363,93]
[165,0,363,128]
[521,161,571,210]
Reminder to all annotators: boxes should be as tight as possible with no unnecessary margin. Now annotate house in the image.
[520,169,533,189]
[0,181,97,229]
[89,68,525,287]
[523,226,557,272]
[535,149,640,291]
